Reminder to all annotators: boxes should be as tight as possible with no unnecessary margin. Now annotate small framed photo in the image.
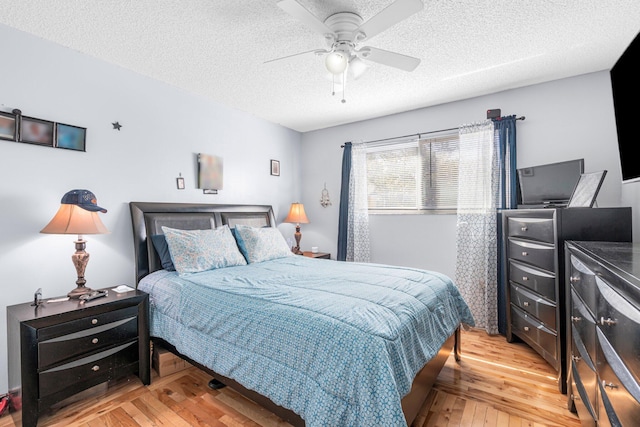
[0,111,17,141]
[20,116,54,146]
[55,123,86,152]
[567,170,607,208]
[176,177,185,190]
[270,159,280,176]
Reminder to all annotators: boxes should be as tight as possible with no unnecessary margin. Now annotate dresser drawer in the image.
[508,259,555,300]
[507,216,555,244]
[568,254,597,317]
[570,289,597,367]
[596,328,640,427]
[39,341,138,398]
[507,238,555,271]
[37,305,139,342]
[570,360,596,425]
[510,283,556,328]
[596,276,640,384]
[510,304,557,365]
[38,316,138,369]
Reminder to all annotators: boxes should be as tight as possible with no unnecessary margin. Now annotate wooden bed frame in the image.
[129,201,460,426]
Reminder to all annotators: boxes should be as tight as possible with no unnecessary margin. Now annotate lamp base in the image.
[291,246,303,255]
[67,285,93,299]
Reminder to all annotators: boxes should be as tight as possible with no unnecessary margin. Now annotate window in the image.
[365,132,459,213]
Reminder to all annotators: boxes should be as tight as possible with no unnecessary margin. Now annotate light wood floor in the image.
[0,328,580,427]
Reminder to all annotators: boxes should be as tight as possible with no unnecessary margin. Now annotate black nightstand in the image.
[302,251,331,259]
[6,287,150,427]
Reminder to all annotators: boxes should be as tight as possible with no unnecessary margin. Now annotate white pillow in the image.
[233,224,294,263]
[161,225,246,275]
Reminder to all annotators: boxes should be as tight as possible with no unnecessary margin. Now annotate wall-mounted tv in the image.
[517,158,584,207]
[610,31,640,183]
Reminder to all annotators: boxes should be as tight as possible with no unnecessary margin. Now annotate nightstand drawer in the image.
[38,316,138,369]
[511,304,557,362]
[39,341,138,398]
[37,305,139,342]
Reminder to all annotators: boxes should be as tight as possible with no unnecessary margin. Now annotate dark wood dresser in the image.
[565,241,640,426]
[501,207,632,393]
[6,288,150,427]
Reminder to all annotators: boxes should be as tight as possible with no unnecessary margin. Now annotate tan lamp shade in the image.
[284,202,309,224]
[284,203,309,255]
[41,204,109,235]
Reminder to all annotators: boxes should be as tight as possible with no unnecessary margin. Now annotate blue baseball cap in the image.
[61,189,107,213]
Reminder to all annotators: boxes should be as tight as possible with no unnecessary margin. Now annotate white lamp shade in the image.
[325,51,348,75]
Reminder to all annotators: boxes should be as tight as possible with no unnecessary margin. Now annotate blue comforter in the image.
[138,256,474,426]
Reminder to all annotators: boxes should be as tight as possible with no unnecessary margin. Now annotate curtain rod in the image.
[341,116,525,147]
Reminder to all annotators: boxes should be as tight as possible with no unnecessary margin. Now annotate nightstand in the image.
[302,251,330,259]
[6,287,150,427]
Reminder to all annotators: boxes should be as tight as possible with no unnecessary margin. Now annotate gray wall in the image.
[299,71,636,278]
[0,24,301,394]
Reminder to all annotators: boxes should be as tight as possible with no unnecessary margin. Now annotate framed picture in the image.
[20,116,54,146]
[567,170,607,208]
[197,153,223,190]
[270,159,280,176]
[176,177,185,190]
[56,123,86,151]
[0,111,17,141]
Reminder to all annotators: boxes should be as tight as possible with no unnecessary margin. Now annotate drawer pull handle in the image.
[523,301,530,307]
[569,276,579,284]
[92,338,99,344]
[603,381,618,390]
[571,355,581,362]
[571,316,582,323]
[522,276,529,281]
[523,326,530,332]
[91,319,98,325]
[521,251,528,256]
[521,226,528,232]
[600,317,617,326]
[91,365,100,372]
[572,394,580,402]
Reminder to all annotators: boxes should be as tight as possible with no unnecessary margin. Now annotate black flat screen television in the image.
[611,30,640,183]
[517,159,584,207]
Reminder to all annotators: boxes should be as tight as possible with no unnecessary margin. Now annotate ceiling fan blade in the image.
[277,0,334,36]
[359,46,421,71]
[264,49,327,64]
[353,0,423,41]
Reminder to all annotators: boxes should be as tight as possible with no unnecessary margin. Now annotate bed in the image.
[130,202,474,426]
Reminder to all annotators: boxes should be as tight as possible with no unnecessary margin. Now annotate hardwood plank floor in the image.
[0,328,580,427]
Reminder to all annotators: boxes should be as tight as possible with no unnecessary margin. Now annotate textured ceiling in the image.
[1,0,639,132]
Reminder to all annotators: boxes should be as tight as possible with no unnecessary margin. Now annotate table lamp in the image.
[40,189,109,298]
[284,202,309,255]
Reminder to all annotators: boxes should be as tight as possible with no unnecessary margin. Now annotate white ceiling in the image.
[1,1,639,132]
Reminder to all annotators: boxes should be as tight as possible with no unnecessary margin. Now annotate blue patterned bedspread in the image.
[138,256,474,426]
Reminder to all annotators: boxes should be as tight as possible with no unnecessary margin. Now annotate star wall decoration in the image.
[112,121,122,130]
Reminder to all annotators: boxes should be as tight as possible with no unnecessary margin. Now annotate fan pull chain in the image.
[341,71,346,103]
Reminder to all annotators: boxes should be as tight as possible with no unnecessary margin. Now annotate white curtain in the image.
[455,120,499,334]
[346,143,371,262]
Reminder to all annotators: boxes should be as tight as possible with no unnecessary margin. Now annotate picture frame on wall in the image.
[270,159,280,176]
[0,111,17,141]
[20,116,54,147]
[55,122,86,151]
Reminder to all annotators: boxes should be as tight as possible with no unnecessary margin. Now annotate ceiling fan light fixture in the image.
[349,56,368,79]
[325,51,348,74]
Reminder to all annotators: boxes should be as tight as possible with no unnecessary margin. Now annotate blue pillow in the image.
[233,224,294,263]
[151,234,175,271]
[161,225,247,275]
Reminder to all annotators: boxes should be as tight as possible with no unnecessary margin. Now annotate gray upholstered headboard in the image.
[129,202,276,285]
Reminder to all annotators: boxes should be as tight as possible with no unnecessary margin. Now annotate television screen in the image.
[611,31,640,183]
[517,159,584,207]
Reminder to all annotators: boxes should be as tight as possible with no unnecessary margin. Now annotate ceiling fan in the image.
[269,0,424,102]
